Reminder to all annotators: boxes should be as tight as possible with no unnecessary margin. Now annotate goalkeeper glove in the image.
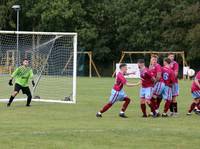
[9,79,13,86]
[32,80,35,87]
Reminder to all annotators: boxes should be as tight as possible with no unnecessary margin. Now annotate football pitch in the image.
[0,77,199,149]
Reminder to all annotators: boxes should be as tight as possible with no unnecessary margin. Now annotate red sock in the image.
[121,97,131,112]
[188,102,196,113]
[100,102,113,113]
[141,104,147,116]
[164,100,171,113]
[150,98,157,112]
[148,103,156,114]
[157,97,162,109]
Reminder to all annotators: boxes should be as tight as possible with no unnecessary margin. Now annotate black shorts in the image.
[14,83,31,95]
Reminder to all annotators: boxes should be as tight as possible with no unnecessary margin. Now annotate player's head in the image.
[168,53,175,61]
[119,63,127,73]
[163,58,171,66]
[137,59,145,69]
[22,58,29,66]
[150,55,158,65]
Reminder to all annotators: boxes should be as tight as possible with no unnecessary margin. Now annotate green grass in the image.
[0,77,199,149]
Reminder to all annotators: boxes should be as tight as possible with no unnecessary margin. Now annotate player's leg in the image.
[187,91,200,115]
[145,87,157,117]
[96,89,119,117]
[22,87,32,106]
[118,90,131,118]
[140,88,147,117]
[170,83,179,114]
[162,86,172,117]
[7,84,20,107]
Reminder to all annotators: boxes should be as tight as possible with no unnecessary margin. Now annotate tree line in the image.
[0,0,200,74]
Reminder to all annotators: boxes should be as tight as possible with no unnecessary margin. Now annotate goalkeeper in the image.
[7,59,35,107]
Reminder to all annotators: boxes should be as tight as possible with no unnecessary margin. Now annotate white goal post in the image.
[0,31,77,104]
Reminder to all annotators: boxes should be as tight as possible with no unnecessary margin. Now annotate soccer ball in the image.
[188,69,195,77]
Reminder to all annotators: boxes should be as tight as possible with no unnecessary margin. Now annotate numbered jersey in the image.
[191,71,200,92]
[113,72,127,91]
[162,66,175,87]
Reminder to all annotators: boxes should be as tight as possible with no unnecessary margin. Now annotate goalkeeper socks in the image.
[121,97,130,112]
[188,102,196,113]
[8,96,15,105]
[100,103,113,113]
[26,95,32,106]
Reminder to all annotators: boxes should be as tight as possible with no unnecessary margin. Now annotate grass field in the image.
[0,77,199,149]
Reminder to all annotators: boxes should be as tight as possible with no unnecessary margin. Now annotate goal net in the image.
[0,31,77,104]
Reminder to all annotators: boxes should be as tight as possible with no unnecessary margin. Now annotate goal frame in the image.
[0,30,78,104]
[112,50,187,79]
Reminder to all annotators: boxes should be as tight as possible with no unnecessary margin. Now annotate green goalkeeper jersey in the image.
[11,66,33,87]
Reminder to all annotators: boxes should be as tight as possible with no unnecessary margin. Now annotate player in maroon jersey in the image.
[96,63,140,118]
[168,53,179,115]
[161,58,176,117]
[149,55,165,115]
[187,71,200,115]
[138,59,157,117]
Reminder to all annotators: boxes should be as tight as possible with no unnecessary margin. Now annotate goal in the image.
[0,31,77,104]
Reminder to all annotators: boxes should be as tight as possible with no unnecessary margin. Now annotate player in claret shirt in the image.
[187,71,200,115]
[149,55,165,115]
[168,53,179,115]
[161,58,176,117]
[137,59,157,118]
[96,63,140,118]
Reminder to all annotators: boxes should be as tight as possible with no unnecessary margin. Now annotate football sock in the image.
[197,101,200,110]
[174,102,178,113]
[148,103,156,114]
[8,96,15,104]
[164,100,171,113]
[100,102,113,113]
[169,102,174,112]
[150,98,157,112]
[141,104,147,116]
[157,97,162,109]
[26,94,32,106]
[121,97,130,112]
[188,102,196,113]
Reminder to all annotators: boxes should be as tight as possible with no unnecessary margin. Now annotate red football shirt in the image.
[191,71,200,92]
[140,67,154,88]
[162,66,175,87]
[149,63,164,82]
[170,61,179,83]
[113,72,127,91]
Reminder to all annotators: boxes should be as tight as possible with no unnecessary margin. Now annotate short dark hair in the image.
[137,59,145,64]
[163,58,171,64]
[119,63,127,69]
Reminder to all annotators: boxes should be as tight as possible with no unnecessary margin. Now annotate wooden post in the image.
[88,52,92,78]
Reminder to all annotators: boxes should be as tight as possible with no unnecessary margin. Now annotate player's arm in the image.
[29,69,35,87]
[174,63,179,78]
[8,68,19,86]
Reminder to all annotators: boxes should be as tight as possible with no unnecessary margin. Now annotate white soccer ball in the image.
[188,69,195,77]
